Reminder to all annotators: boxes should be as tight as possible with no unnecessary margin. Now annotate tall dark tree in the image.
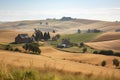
[78,29,81,33]
[44,32,48,40]
[34,28,43,41]
[47,32,50,39]
[40,31,44,39]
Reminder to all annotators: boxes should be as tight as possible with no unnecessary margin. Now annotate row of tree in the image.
[77,29,102,33]
[93,50,120,57]
[33,28,50,41]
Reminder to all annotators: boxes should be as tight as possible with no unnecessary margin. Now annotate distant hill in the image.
[0,18,120,34]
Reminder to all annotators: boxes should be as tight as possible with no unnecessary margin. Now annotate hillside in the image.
[86,39,120,52]
[84,32,120,52]
[0,19,120,34]
[92,32,120,42]
[0,30,33,43]
[0,46,120,78]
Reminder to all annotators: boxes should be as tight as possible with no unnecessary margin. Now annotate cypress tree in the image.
[47,32,50,39]
[44,32,47,40]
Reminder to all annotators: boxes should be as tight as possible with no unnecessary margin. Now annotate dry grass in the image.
[0,46,120,79]
[0,59,118,80]
[92,32,120,42]
[0,30,33,43]
[86,39,120,52]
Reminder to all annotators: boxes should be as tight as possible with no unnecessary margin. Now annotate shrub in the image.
[99,50,114,55]
[114,52,120,57]
[101,60,106,67]
[80,42,84,47]
[82,47,87,53]
[113,58,119,67]
[14,48,21,52]
[93,51,98,54]
[4,45,12,50]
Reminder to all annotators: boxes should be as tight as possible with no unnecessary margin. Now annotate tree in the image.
[40,22,42,25]
[82,47,87,53]
[40,31,44,39]
[56,34,60,39]
[23,44,29,51]
[78,29,81,33]
[46,22,48,25]
[87,29,91,33]
[47,32,50,39]
[101,60,106,67]
[44,32,48,40]
[53,30,55,33]
[113,58,119,67]
[34,28,44,41]
[80,42,84,47]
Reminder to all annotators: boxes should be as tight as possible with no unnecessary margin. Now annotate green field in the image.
[58,32,102,43]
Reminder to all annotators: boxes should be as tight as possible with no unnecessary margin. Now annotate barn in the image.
[15,34,33,43]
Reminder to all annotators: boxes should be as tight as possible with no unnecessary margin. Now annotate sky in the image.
[0,0,120,21]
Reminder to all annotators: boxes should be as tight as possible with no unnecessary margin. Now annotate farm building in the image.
[15,34,34,43]
[57,39,71,48]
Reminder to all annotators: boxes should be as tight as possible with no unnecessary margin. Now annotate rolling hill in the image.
[92,32,120,42]
[0,46,120,78]
[0,19,120,34]
[86,39,120,52]
[86,32,120,52]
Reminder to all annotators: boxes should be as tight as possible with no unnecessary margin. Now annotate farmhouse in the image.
[15,34,34,43]
[57,39,71,48]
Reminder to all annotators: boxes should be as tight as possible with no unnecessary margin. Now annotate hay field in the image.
[0,46,120,78]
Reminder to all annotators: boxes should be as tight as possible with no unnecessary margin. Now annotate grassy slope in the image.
[58,33,102,43]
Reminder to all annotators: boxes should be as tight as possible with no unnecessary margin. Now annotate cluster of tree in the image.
[60,17,74,21]
[93,50,120,57]
[23,43,41,55]
[87,29,102,33]
[33,28,50,41]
